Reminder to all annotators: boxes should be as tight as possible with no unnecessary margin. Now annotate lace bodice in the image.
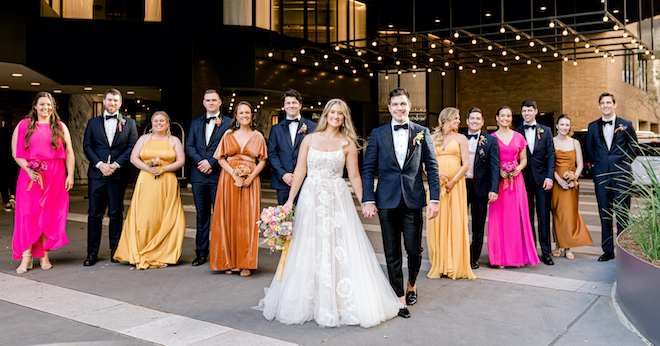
[306,147,345,180]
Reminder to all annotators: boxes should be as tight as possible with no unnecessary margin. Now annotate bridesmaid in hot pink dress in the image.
[11,91,75,274]
[487,106,539,267]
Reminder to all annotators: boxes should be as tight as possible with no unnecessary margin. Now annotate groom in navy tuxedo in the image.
[361,87,440,318]
[586,93,638,262]
[461,107,500,269]
[516,100,555,265]
[83,88,138,266]
[185,89,232,266]
[268,89,316,204]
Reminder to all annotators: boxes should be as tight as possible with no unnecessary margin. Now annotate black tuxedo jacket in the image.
[515,123,555,185]
[585,116,637,184]
[83,114,138,180]
[185,114,232,184]
[267,117,317,190]
[462,130,500,197]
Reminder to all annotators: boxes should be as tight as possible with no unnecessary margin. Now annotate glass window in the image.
[637,55,647,91]
[224,0,253,26]
[41,0,162,22]
[282,0,305,39]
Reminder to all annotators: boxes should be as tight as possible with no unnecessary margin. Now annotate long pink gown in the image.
[12,118,69,260]
[487,132,539,266]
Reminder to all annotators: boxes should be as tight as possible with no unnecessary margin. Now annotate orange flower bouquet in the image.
[233,164,252,187]
[439,173,449,195]
[146,157,163,179]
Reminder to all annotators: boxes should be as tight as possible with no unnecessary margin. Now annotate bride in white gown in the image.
[254,98,404,328]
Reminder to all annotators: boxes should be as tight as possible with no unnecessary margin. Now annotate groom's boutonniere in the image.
[213,117,222,127]
[537,127,544,140]
[478,135,487,146]
[614,123,627,133]
[298,123,307,134]
[413,131,424,146]
[118,114,127,132]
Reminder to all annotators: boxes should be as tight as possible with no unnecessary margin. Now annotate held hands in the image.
[510,168,520,177]
[241,176,254,187]
[282,173,294,186]
[99,162,117,177]
[198,159,213,174]
[361,203,378,218]
[426,202,439,220]
[150,166,163,177]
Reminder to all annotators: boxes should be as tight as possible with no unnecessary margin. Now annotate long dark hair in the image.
[230,101,256,130]
[25,91,65,151]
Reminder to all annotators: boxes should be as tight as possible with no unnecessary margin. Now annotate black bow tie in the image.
[467,134,478,140]
[205,116,219,124]
[601,119,613,126]
[105,114,117,120]
[394,123,409,131]
[286,118,300,125]
[524,124,536,130]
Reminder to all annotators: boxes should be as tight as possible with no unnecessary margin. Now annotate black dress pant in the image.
[466,179,488,263]
[378,197,423,297]
[192,180,218,257]
[87,177,127,255]
[595,177,631,255]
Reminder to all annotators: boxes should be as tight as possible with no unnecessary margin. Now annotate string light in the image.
[471,39,477,45]
[411,37,417,42]
[334,46,340,51]
[541,47,548,53]
[369,72,374,77]
[395,60,401,65]
[549,22,555,28]
[458,65,464,70]
[502,50,507,56]
[412,64,417,69]
[527,60,532,65]
[333,65,339,70]
[431,43,437,49]
[300,49,305,54]
[574,37,580,43]
[291,56,297,62]
[491,62,497,68]
[529,41,535,47]
[515,55,520,61]
[392,47,398,52]
[573,61,578,66]
[454,32,459,38]
[471,69,477,74]
[487,45,493,50]
[377,56,383,61]
[314,61,320,66]
[344,58,350,64]
[537,63,542,69]
[500,27,506,33]
[352,69,357,74]
[585,43,590,48]
[478,58,484,63]
[503,66,509,72]
[364,63,369,68]
[444,61,450,67]
[448,48,454,54]
[323,54,329,59]
[412,73,417,77]
[357,51,363,56]
[412,52,417,58]
[562,29,568,36]
[397,70,402,75]
[613,25,619,30]
[372,41,378,46]
[515,35,521,41]
[441,71,447,76]
[429,57,434,62]
[553,52,559,58]
[427,68,433,73]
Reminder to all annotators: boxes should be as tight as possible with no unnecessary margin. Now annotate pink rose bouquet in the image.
[26,159,47,191]
[501,161,518,191]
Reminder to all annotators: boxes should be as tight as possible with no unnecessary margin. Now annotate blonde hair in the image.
[314,98,362,149]
[150,111,171,135]
[432,107,459,146]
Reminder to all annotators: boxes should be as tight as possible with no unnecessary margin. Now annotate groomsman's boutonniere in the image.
[118,114,127,132]
[536,127,544,140]
[413,131,424,146]
[297,123,307,134]
[478,135,487,146]
[213,117,222,127]
[614,123,627,134]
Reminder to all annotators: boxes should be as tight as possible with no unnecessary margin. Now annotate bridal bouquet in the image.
[146,157,163,179]
[233,164,252,187]
[562,171,579,188]
[258,205,294,252]
[26,159,47,191]
[501,161,518,191]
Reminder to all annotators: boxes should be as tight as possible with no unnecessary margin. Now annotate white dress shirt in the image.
[96,110,120,169]
[602,114,617,150]
[205,111,220,145]
[287,115,301,145]
[465,131,480,179]
[524,121,537,154]
[391,120,410,169]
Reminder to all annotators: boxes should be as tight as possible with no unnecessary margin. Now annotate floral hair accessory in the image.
[413,131,424,146]
[118,114,127,132]
[614,123,627,134]
[298,123,307,134]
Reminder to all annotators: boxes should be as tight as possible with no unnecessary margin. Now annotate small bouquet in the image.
[257,205,294,252]
[439,173,449,194]
[146,157,163,179]
[562,171,579,188]
[232,164,252,187]
[26,159,47,191]
[501,161,518,191]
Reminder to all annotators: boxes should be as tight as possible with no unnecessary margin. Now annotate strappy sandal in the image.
[565,249,575,260]
[240,269,251,277]
[16,254,33,274]
[552,248,563,257]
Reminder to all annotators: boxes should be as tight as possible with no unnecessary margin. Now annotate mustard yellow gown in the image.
[426,139,475,280]
[114,138,186,269]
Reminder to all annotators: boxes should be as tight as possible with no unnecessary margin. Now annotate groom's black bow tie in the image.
[601,119,613,126]
[467,134,478,140]
[394,123,409,131]
[205,116,218,124]
[523,124,536,130]
[286,118,300,125]
[105,114,117,120]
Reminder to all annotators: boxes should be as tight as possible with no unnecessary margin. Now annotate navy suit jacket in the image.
[83,114,138,181]
[462,131,500,197]
[267,118,317,190]
[361,122,440,210]
[585,116,637,184]
[185,114,232,184]
[516,123,555,185]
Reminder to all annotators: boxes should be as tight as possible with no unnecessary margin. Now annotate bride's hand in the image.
[283,200,293,211]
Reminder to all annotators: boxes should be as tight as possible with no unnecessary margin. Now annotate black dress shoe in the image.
[398,307,411,318]
[405,291,417,305]
[192,255,207,266]
[471,261,480,270]
[84,253,98,266]
[540,254,555,265]
[110,250,119,263]
[598,253,615,262]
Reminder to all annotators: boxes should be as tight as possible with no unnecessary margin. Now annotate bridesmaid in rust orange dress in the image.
[210,101,267,276]
[551,115,592,260]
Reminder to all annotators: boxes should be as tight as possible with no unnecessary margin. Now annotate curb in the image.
[610,282,653,346]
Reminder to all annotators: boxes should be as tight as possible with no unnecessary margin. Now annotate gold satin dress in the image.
[114,138,186,269]
[551,149,593,248]
[426,139,475,280]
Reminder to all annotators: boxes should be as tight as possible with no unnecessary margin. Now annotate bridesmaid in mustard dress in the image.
[551,115,592,260]
[426,107,475,280]
[114,111,186,269]
[210,101,267,276]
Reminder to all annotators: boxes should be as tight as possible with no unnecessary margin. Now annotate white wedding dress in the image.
[254,146,403,328]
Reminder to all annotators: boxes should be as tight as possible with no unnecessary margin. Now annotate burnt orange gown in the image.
[210,131,267,271]
[551,149,593,248]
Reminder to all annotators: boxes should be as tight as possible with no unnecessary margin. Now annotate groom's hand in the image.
[361,203,378,218]
[426,202,439,220]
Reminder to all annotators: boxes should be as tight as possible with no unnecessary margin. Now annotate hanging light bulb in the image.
[369,72,374,77]
[537,63,542,69]
[384,74,389,79]
[478,58,484,63]
[491,62,497,68]
[377,56,383,61]
[412,64,417,69]
[454,32,459,38]
[458,65,464,70]
[412,52,417,57]
[395,60,401,65]
[503,66,509,72]
[268,51,274,58]
[542,47,548,53]
[357,51,363,56]
[333,65,339,70]
[441,71,446,76]
[344,58,350,64]
[392,47,398,52]
[585,43,590,48]
[323,54,329,59]
[372,41,378,46]
[623,32,629,38]
[411,36,417,42]
[448,48,454,54]
[529,41,535,47]
[334,45,340,51]
[471,39,477,45]
[515,55,520,61]
[613,25,619,30]
[487,45,493,50]
[364,63,369,68]
[595,49,600,53]
[431,43,437,49]
[562,29,568,36]
[429,57,434,62]
[299,48,305,54]
[291,56,297,62]
[412,73,417,77]
[515,35,521,40]
[444,61,450,67]
[603,15,609,22]
[471,69,477,74]
[553,52,559,58]
[352,69,357,74]
[549,21,555,28]
[397,70,402,75]
[502,50,507,56]
[427,68,433,73]
[500,27,506,33]
[527,60,532,65]
[314,61,320,66]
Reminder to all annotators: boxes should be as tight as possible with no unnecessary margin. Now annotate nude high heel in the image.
[40,251,52,270]
[16,254,33,274]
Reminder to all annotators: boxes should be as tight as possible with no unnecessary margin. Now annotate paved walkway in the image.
[0,179,646,345]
